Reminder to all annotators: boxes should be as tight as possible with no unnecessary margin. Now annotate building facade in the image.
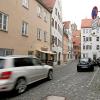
[81,18,100,60]
[51,0,63,65]
[63,21,74,61]
[63,24,69,63]
[0,0,54,63]
[72,30,81,59]
[71,23,77,32]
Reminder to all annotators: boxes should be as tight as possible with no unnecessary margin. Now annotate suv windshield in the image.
[0,59,5,69]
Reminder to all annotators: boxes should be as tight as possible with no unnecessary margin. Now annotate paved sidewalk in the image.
[53,60,75,68]
[45,96,66,100]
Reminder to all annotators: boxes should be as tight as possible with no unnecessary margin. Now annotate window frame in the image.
[96,37,99,41]
[21,21,28,36]
[51,18,54,27]
[37,28,41,40]
[97,45,99,50]
[22,0,29,9]
[44,10,47,22]
[0,12,8,32]
[44,31,47,42]
[37,6,42,18]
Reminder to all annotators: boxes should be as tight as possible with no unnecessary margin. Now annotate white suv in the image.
[0,55,53,94]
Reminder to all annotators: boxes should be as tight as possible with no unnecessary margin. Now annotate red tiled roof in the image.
[81,19,92,28]
[63,21,71,29]
[42,0,56,9]
[37,0,56,12]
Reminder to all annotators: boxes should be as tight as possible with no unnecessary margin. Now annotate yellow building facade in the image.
[0,0,54,64]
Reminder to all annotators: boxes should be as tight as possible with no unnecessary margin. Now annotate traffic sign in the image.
[91,6,98,19]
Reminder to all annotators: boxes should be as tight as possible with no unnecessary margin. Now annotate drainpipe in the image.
[50,12,52,51]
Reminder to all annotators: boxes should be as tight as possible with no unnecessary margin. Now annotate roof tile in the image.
[81,19,92,28]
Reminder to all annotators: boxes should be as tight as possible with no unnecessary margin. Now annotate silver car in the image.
[0,55,53,94]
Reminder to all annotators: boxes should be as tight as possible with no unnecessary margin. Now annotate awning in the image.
[37,50,56,55]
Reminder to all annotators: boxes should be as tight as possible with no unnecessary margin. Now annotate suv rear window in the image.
[0,59,5,69]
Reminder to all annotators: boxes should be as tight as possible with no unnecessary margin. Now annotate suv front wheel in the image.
[47,70,53,80]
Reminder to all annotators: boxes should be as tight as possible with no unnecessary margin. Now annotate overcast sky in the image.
[61,0,100,29]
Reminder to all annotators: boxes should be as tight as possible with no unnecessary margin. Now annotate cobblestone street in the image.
[1,60,100,100]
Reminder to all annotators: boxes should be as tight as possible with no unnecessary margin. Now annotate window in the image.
[86,29,88,33]
[44,11,47,22]
[14,58,33,67]
[0,59,4,69]
[22,0,29,8]
[52,18,54,27]
[86,37,88,41]
[0,12,8,31]
[97,45,99,50]
[0,48,13,56]
[68,54,70,59]
[58,12,60,20]
[37,28,41,40]
[89,37,92,41]
[58,39,62,47]
[28,51,34,55]
[58,24,60,32]
[83,45,85,50]
[86,45,89,50]
[37,6,42,18]
[97,28,99,33]
[55,8,57,15]
[51,35,54,46]
[83,29,85,33]
[44,31,47,42]
[96,37,99,41]
[89,29,92,33]
[83,36,85,41]
[22,22,28,36]
[89,45,92,50]
[55,21,57,29]
[55,37,57,46]
[85,45,92,50]
[33,58,42,65]
[83,54,85,58]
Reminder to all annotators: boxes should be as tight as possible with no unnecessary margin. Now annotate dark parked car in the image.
[96,57,100,66]
[77,58,94,72]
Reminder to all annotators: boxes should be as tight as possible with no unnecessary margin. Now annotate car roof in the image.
[0,55,37,59]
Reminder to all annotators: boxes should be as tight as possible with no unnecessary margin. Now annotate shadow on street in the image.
[0,79,49,100]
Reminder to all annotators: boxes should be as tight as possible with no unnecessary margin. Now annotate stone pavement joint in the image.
[46,96,66,100]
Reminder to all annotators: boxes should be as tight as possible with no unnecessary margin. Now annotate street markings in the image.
[87,67,100,87]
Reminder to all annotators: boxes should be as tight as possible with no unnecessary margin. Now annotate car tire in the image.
[77,68,81,72]
[91,68,94,72]
[47,70,53,80]
[98,64,100,67]
[14,78,27,94]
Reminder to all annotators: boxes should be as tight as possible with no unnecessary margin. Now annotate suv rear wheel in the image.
[14,78,27,94]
